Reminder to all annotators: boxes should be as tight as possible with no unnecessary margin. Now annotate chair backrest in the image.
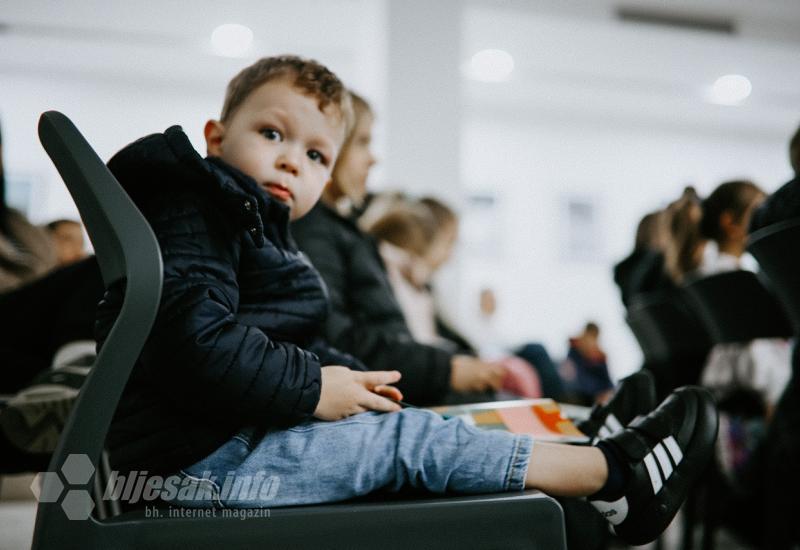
[626,288,712,398]
[32,112,163,547]
[626,288,712,362]
[684,270,793,344]
[748,218,800,335]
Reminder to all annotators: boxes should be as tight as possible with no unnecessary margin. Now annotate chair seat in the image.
[98,491,565,550]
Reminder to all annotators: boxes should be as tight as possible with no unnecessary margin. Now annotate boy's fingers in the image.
[360,370,402,387]
[373,385,404,401]
[360,390,402,413]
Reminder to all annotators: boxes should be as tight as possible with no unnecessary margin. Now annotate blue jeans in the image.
[171,409,533,508]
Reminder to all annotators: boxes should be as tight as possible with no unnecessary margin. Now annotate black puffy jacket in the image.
[292,203,453,405]
[749,175,800,232]
[101,127,362,475]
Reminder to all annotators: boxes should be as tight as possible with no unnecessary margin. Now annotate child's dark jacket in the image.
[100,126,363,475]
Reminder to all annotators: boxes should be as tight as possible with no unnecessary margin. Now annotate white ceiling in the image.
[469,0,800,44]
[2,0,799,137]
[463,2,800,137]
[0,0,374,91]
[3,0,800,83]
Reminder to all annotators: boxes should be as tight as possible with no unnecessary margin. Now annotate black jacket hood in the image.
[108,125,294,250]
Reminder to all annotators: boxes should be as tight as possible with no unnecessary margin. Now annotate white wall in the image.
[1,74,222,223]
[452,113,791,378]
[439,5,800,379]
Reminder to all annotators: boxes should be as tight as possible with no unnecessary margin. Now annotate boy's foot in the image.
[576,370,657,441]
[0,366,88,454]
[590,386,718,546]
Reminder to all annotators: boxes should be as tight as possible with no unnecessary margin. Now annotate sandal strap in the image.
[628,411,672,440]
[605,428,651,461]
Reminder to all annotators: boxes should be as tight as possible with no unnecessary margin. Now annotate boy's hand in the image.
[314,367,402,421]
[450,355,506,393]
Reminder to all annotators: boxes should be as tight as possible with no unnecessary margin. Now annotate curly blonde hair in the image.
[220,55,353,135]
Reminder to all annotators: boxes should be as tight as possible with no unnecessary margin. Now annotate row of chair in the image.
[625,217,800,550]
[626,250,796,400]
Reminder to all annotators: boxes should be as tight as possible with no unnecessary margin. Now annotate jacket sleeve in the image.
[304,337,367,371]
[117,191,321,426]
[293,214,452,405]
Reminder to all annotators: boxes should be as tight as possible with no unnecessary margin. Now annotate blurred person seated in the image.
[613,209,674,307]
[0,255,103,471]
[663,186,708,285]
[701,173,800,549]
[45,218,87,267]
[292,92,505,405]
[750,123,800,231]
[695,180,789,415]
[366,193,568,401]
[365,197,541,398]
[473,287,506,359]
[698,180,764,275]
[676,179,793,539]
[559,322,614,406]
[0,121,57,293]
[745,123,800,548]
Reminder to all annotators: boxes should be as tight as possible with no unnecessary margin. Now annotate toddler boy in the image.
[99,55,718,546]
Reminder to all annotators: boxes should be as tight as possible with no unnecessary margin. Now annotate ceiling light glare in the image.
[465,49,515,82]
[707,74,752,106]
[211,24,254,58]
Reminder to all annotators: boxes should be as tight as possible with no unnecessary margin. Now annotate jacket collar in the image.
[111,126,293,250]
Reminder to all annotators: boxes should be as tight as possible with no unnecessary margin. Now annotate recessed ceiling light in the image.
[210,23,254,58]
[707,74,752,105]
[464,49,515,82]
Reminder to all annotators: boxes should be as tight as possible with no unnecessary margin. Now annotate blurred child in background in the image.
[0,122,57,293]
[45,219,87,267]
[559,322,614,406]
[366,195,541,398]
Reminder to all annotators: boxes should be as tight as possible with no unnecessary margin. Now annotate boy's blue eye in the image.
[307,150,325,164]
[260,129,282,141]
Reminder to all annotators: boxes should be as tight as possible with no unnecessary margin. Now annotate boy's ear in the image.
[204,120,225,156]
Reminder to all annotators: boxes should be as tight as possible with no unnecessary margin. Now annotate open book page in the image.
[427,399,591,443]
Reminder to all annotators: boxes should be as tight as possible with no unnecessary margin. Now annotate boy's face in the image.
[205,78,344,220]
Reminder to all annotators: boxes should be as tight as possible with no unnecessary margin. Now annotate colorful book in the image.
[428,399,590,443]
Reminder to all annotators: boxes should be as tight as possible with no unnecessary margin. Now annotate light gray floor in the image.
[0,473,37,550]
[0,501,37,550]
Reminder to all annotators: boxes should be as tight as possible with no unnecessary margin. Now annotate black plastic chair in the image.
[626,290,717,550]
[31,111,567,550]
[748,218,800,336]
[684,270,793,344]
[626,289,712,399]
[745,219,800,547]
